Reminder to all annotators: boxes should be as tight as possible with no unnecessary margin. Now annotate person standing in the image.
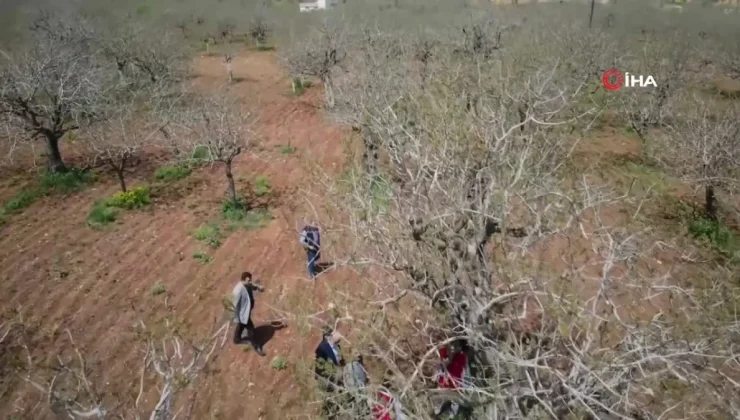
[300,224,321,280]
[315,327,343,419]
[232,271,266,356]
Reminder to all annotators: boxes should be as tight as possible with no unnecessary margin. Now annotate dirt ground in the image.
[0,51,355,419]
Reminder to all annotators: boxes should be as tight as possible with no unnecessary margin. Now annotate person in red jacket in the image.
[372,374,407,420]
[433,340,470,417]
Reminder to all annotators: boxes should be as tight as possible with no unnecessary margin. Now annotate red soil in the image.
[0,51,352,419]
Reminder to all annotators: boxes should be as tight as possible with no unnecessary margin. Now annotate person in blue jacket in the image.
[300,225,321,279]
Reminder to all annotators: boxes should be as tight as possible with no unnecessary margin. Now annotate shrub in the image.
[193,251,213,264]
[191,145,211,162]
[40,169,93,194]
[4,188,44,213]
[193,222,222,249]
[155,165,192,182]
[106,187,151,209]
[253,175,271,197]
[87,201,118,228]
[689,214,738,255]
[280,145,296,155]
[150,282,166,296]
[243,208,273,230]
[222,198,247,222]
[271,357,288,370]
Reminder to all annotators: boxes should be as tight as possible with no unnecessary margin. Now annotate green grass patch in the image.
[3,188,45,213]
[242,208,273,230]
[688,214,739,258]
[253,175,271,197]
[191,145,211,163]
[150,282,166,296]
[370,174,392,212]
[0,210,7,227]
[40,169,94,194]
[0,169,95,220]
[193,251,213,264]
[271,356,288,370]
[617,160,670,196]
[280,144,296,155]
[193,222,223,249]
[256,45,275,51]
[87,201,118,229]
[155,165,192,182]
[105,187,151,209]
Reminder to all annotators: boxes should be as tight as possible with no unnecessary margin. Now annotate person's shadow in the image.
[316,261,335,275]
[253,321,287,348]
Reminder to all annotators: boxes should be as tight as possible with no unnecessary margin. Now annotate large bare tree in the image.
[0,13,112,173]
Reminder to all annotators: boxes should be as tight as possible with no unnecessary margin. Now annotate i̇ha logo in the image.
[602,68,657,91]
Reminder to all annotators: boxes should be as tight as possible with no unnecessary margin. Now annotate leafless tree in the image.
[300,15,740,419]
[80,94,173,192]
[12,313,229,419]
[172,92,256,209]
[248,14,272,48]
[282,21,348,108]
[0,13,112,173]
[656,97,740,219]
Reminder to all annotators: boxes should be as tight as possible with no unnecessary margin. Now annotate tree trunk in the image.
[705,184,717,220]
[589,0,596,28]
[116,167,127,192]
[45,134,67,173]
[323,77,335,109]
[225,159,238,208]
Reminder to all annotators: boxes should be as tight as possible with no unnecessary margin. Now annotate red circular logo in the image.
[602,69,623,91]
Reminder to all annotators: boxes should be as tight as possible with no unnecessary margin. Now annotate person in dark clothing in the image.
[315,327,343,419]
[232,271,266,356]
[300,225,321,279]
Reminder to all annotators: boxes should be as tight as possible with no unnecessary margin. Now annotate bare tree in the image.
[80,95,172,192]
[0,13,112,173]
[656,97,740,219]
[173,92,256,209]
[248,14,272,48]
[282,22,348,108]
[13,314,229,419]
[301,15,740,420]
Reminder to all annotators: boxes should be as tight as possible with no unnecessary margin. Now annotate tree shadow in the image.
[253,321,287,348]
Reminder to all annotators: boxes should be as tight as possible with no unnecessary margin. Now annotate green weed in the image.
[151,282,166,296]
[253,175,271,197]
[87,201,118,229]
[271,357,288,370]
[256,45,275,51]
[291,77,312,96]
[280,145,296,155]
[242,208,273,230]
[191,145,211,162]
[193,251,213,264]
[155,165,192,182]
[3,188,44,213]
[193,222,222,249]
[106,187,151,209]
[688,214,738,257]
[40,169,94,194]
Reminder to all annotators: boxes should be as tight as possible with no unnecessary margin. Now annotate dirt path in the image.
[0,51,350,419]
